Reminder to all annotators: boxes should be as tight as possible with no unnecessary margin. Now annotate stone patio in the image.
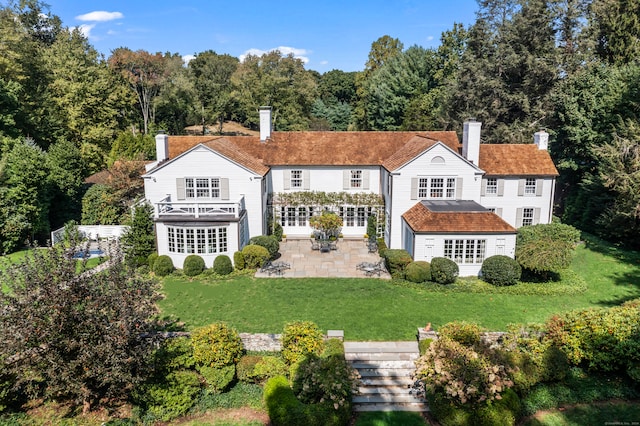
[255,238,391,279]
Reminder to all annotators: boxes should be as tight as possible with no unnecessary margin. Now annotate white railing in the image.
[155,195,245,219]
[51,225,130,245]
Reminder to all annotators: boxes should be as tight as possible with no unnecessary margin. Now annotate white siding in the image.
[271,165,381,194]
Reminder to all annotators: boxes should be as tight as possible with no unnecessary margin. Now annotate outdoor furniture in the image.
[260,260,291,276]
[310,239,320,250]
[357,260,386,277]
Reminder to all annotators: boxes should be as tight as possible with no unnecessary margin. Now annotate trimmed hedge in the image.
[430,257,458,284]
[249,235,280,258]
[405,261,431,283]
[153,255,174,276]
[183,254,205,276]
[481,255,521,286]
[242,244,270,269]
[282,321,325,365]
[147,252,159,270]
[191,323,243,369]
[233,251,245,270]
[213,254,233,275]
[382,249,413,278]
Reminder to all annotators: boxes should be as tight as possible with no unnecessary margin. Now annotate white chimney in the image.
[462,120,482,165]
[259,106,272,141]
[534,129,549,151]
[155,132,169,162]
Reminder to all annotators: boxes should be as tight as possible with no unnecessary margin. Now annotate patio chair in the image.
[310,239,320,250]
[259,260,274,273]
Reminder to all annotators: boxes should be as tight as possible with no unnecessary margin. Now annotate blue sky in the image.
[45,0,480,72]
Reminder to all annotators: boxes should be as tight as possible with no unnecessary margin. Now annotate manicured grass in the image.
[522,402,640,426]
[0,249,32,271]
[354,411,428,425]
[158,235,640,340]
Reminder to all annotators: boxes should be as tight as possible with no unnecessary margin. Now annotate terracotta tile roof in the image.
[202,138,270,176]
[402,202,516,233]
[479,144,558,176]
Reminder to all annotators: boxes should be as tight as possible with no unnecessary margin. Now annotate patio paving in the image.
[255,238,391,279]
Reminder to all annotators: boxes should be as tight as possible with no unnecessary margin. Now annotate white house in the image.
[142,108,558,275]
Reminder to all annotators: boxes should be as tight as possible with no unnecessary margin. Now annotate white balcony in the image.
[154,195,245,219]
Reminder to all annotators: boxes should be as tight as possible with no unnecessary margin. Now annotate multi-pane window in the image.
[522,207,534,226]
[298,207,307,226]
[287,207,296,226]
[524,178,536,195]
[350,170,362,188]
[444,239,487,264]
[486,178,497,195]
[357,208,367,227]
[345,207,355,226]
[167,226,228,254]
[186,178,220,198]
[418,177,456,199]
[291,170,303,188]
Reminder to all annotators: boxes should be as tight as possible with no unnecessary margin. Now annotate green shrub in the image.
[237,355,262,383]
[405,261,431,283]
[253,356,288,384]
[419,338,433,355]
[367,215,377,238]
[249,235,280,258]
[183,254,205,276]
[153,255,174,276]
[134,370,201,422]
[233,251,245,270]
[439,321,482,346]
[147,252,158,270]
[198,365,235,393]
[377,238,387,256]
[481,255,521,286]
[282,321,325,365]
[241,244,270,269]
[213,254,233,275]
[152,336,196,372]
[272,222,284,241]
[191,322,244,369]
[382,249,413,278]
[322,338,345,358]
[430,257,459,284]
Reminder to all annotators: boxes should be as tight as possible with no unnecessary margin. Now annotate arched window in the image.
[431,156,445,164]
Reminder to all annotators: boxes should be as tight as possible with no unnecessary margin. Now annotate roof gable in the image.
[402,201,516,233]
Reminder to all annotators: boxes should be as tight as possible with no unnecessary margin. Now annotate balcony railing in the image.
[155,195,245,219]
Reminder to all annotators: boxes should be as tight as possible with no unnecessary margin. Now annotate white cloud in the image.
[78,23,95,38]
[76,11,123,22]
[240,46,310,64]
[182,54,196,65]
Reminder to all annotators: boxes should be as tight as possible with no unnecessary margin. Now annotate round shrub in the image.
[147,252,158,269]
[213,254,233,275]
[183,254,205,276]
[153,255,174,276]
[253,356,288,384]
[481,255,521,286]
[439,321,482,346]
[430,257,459,284]
[198,365,235,393]
[241,244,270,269]
[233,251,245,270]
[382,249,413,278]
[282,321,325,365]
[272,222,283,241]
[249,235,280,258]
[191,322,243,368]
[405,261,431,283]
[237,355,262,383]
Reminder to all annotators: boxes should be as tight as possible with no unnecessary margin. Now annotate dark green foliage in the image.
[272,222,283,241]
[236,355,290,385]
[147,252,158,270]
[516,223,581,277]
[264,376,346,426]
[121,203,155,267]
[236,355,261,383]
[354,411,426,426]
[241,244,270,269]
[430,257,459,284]
[193,382,263,411]
[481,255,521,286]
[212,254,233,275]
[108,131,155,165]
[233,251,245,270]
[134,370,201,422]
[439,321,482,346]
[366,215,377,238]
[0,245,161,412]
[81,184,123,226]
[191,322,243,369]
[248,235,279,258]
[405,260,431,283]
[153,255,174,276]
[198,365,235,393]
[377,238,387,255]
[382,249,413,278]
[152,336,196,372]
[282,321,325,365]
[183,254,205,276]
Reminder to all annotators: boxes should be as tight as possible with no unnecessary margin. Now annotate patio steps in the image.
[344,341,428,412]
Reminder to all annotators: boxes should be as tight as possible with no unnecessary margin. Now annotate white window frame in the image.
[185,177,220,199]
[167,226,228,254]
[418,177,457,199]
[522,207,534,226]
[291,169,303,188]
[524,178,537,195]
[350,170,363,188]
[486,178,498,195]
[444,239,487,264]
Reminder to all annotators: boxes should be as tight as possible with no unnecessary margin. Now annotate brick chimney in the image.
[462,120,481,165]
[155,131,169,162]
[259,106,272,141]
[534,129,549,150]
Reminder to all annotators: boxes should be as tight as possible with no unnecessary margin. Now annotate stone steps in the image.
[345,341,428,413]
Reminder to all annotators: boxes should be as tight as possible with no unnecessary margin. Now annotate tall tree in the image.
[189,51,238,134]
[590,0,640,65]
[231,51,317,130]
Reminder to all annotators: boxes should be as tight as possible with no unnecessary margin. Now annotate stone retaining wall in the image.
[417,329,508,349]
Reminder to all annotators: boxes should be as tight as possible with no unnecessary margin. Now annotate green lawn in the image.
[158,235,640,340]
